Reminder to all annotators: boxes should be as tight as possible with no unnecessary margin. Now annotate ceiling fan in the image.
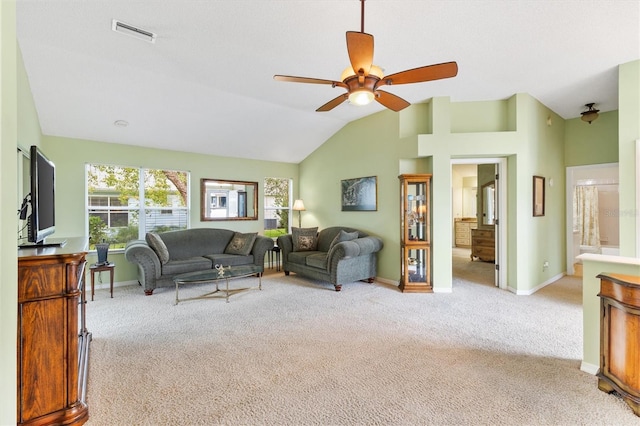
[274,0,458,112]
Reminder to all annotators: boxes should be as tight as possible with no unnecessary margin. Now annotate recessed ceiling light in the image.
[114,120,129,127]
[112,19,156,43]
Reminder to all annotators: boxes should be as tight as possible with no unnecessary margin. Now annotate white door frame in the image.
[565,162,619,275]
[451,157,507,289]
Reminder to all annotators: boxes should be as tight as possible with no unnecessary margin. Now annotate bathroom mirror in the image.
[482,181,495,225]
[200,178,258,221]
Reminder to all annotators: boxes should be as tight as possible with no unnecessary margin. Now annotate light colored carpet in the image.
[85,263,637,425]
[452,247,495,287]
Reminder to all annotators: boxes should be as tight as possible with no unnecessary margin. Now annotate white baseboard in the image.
[515,272,566,295]
[580,361,599,376]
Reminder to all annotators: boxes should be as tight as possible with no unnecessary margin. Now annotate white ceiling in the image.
[16,1,640,164]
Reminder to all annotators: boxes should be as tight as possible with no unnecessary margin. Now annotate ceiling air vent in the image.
[111,19,156,43]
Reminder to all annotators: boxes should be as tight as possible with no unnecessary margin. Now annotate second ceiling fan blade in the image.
[274,75,345,87]
[375,90,410,112]
[377,61,458,87]
[346,31,374,77]
[317,94,348,112]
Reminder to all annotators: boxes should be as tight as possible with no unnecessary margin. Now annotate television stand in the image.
[19,238,68,249]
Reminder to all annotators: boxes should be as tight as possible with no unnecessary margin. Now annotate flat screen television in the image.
[19,145,64,247]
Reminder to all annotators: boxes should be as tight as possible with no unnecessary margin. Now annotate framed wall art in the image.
[533,175,545,217]
[341,176,377,211]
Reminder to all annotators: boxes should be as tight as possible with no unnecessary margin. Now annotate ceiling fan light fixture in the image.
[369,65,384,78]
[349,89,374,106]
[340,64,383,82]
[273,0,457,112]
[340,67,356,82]
[580,102,600,124]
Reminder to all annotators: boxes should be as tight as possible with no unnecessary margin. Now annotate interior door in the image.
[493,166,500,287]
[451,158,506,289]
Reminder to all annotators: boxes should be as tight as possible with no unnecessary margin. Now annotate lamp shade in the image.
[292,199,305,211]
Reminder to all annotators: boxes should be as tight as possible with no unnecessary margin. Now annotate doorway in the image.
[451,158,507,289]
[565,163,619,276]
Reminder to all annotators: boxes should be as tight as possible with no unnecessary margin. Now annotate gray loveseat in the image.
[277,226,383,291]
[125,228,273,295]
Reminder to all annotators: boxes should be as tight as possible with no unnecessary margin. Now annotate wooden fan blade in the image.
[376,61,458,87]
[274,75,344,87]
[375,90,410,112]
[316,94,348,112]
[346,31,374,77]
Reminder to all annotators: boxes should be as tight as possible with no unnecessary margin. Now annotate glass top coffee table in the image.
[173,264,262,305]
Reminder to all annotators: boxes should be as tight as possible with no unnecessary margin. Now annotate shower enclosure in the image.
[566,163,620,275]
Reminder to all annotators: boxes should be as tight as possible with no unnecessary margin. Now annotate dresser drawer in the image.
[455,221,477,247]
[472,229,493,238]
[471,228,495,261]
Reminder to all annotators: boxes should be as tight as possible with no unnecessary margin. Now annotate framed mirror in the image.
[200,178,258,221]
[482,181,495,225]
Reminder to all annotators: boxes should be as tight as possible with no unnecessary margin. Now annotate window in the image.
[86,165,189,249]
[264,178,291,238]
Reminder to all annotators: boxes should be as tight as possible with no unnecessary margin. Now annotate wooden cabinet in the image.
[399,174,431,293]
[454,219,477,247]
[17,238,90,425]
[471,228,495,262]
[597,273,640,417]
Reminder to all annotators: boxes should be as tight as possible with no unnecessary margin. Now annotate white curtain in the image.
[573,186,600,247]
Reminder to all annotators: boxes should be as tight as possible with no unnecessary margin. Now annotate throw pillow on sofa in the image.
[146,232,170,264]
[224,232,257,256]
[292,227,318,251]
[329,230,359,252]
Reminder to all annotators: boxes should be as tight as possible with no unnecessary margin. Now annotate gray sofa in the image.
[277,226,383,291]
[124,228,274,295]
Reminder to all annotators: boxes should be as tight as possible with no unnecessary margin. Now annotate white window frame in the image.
[86,164,190,248]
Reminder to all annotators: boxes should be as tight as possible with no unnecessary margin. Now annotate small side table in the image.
[269,246,281,271]
[90,262,115,301]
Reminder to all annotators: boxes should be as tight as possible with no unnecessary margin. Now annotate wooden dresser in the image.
[597,273,640,417]
[454,219,477,247]
[471,228,495,262]
[17,238,90,425]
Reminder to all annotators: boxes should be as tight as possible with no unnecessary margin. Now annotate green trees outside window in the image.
[87,165,189,249]
[264,177,290,238]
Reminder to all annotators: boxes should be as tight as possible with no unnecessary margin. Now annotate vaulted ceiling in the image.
[16,1,640,163]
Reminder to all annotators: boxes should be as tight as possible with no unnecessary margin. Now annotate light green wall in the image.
[564,110,618,167]
[16,49,42,152]
[618,60,639,257]
[1,1,18,423]
[580,61,640,372]
[420,95,566,293]
[298,109,403,281]
[42,136,299,283]
[300,93,568,294]
[451,99,515,133]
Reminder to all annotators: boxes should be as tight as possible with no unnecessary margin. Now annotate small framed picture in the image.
[533,175,545,217]
[341,176,377,211]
